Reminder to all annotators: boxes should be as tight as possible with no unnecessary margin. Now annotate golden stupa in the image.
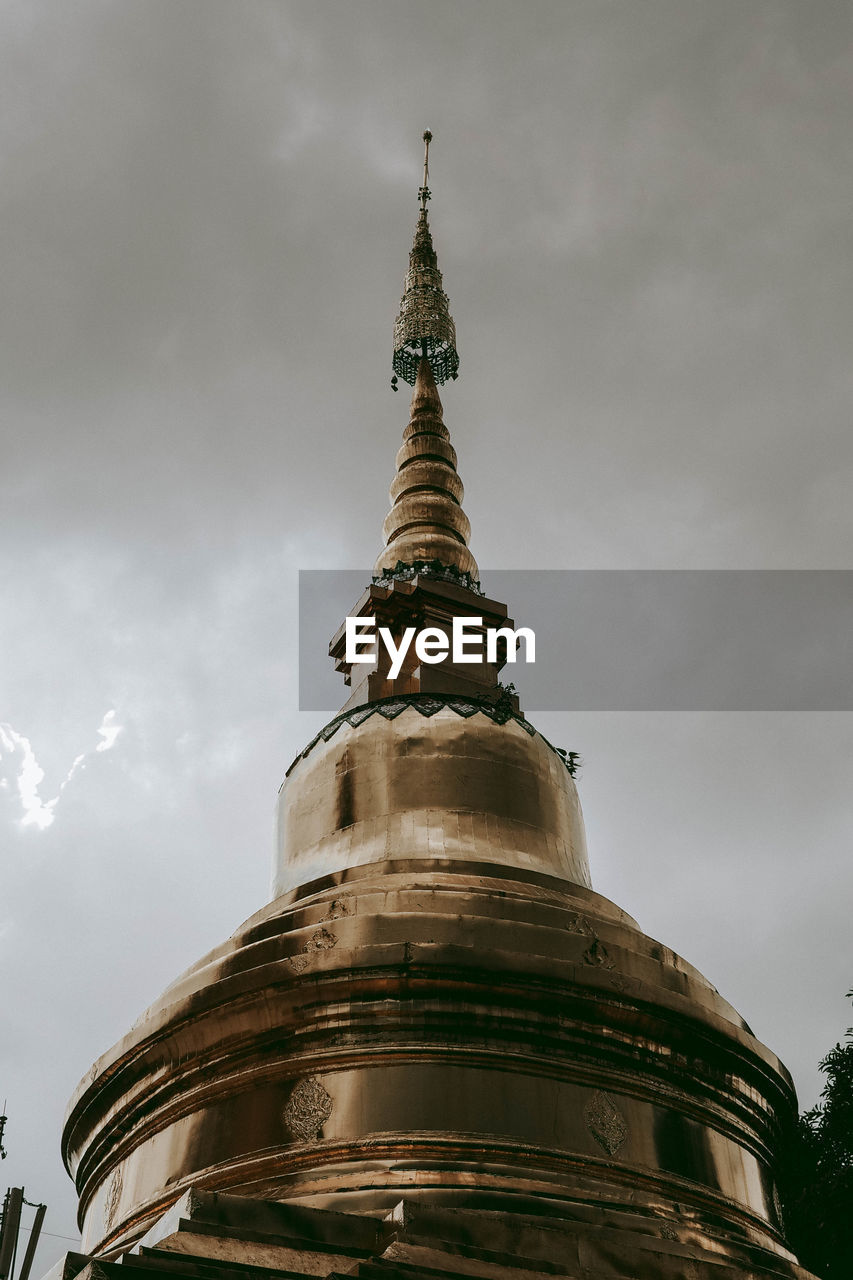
[58,135,816,1280]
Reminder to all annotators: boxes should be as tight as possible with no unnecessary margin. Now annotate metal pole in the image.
[17,1205,46,1280]
[0,1188,23,1280]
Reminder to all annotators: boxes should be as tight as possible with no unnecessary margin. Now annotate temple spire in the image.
[392,130,459,389]
[378,133,474,581]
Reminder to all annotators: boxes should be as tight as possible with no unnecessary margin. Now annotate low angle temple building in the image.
[54,136,817,1280]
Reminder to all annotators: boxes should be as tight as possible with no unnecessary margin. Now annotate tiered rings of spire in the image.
[392,131,460,387]
[374,357,478,579]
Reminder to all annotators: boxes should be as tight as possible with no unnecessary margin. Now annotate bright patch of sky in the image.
[96,709,121,753]
[0,711,123,831]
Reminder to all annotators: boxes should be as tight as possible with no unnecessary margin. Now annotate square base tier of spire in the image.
[329,576,520,714]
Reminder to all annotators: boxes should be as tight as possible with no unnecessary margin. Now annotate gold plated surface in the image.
[65,853,799,1276]
[329,586,518,707]
[240,1190,810,1279]
[273,706,590,896]
[65,1188,817,1280]
[374,360,477,579]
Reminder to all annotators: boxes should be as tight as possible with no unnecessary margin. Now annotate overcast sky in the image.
[1,2,852,1273]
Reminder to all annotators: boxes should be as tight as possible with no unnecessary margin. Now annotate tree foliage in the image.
[779,991,853,1279]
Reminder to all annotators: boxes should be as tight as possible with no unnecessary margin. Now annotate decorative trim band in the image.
[372,558,483,594]
[286,693,580,778]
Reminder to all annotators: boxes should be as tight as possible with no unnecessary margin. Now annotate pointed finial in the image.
[419,130,432,210]
[392,131,460,388]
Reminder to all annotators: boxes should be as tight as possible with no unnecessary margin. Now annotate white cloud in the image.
[96,709,122,753]
[0,723,58,830]
[0,711,124,832]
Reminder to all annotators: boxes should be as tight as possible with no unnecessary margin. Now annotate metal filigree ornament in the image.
[283,1077,333,1142]
[292,693,577,772]
[584,1090,628,1156]
[392,131,459,388]
[304,927,338,952]
[373,559,482,594]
